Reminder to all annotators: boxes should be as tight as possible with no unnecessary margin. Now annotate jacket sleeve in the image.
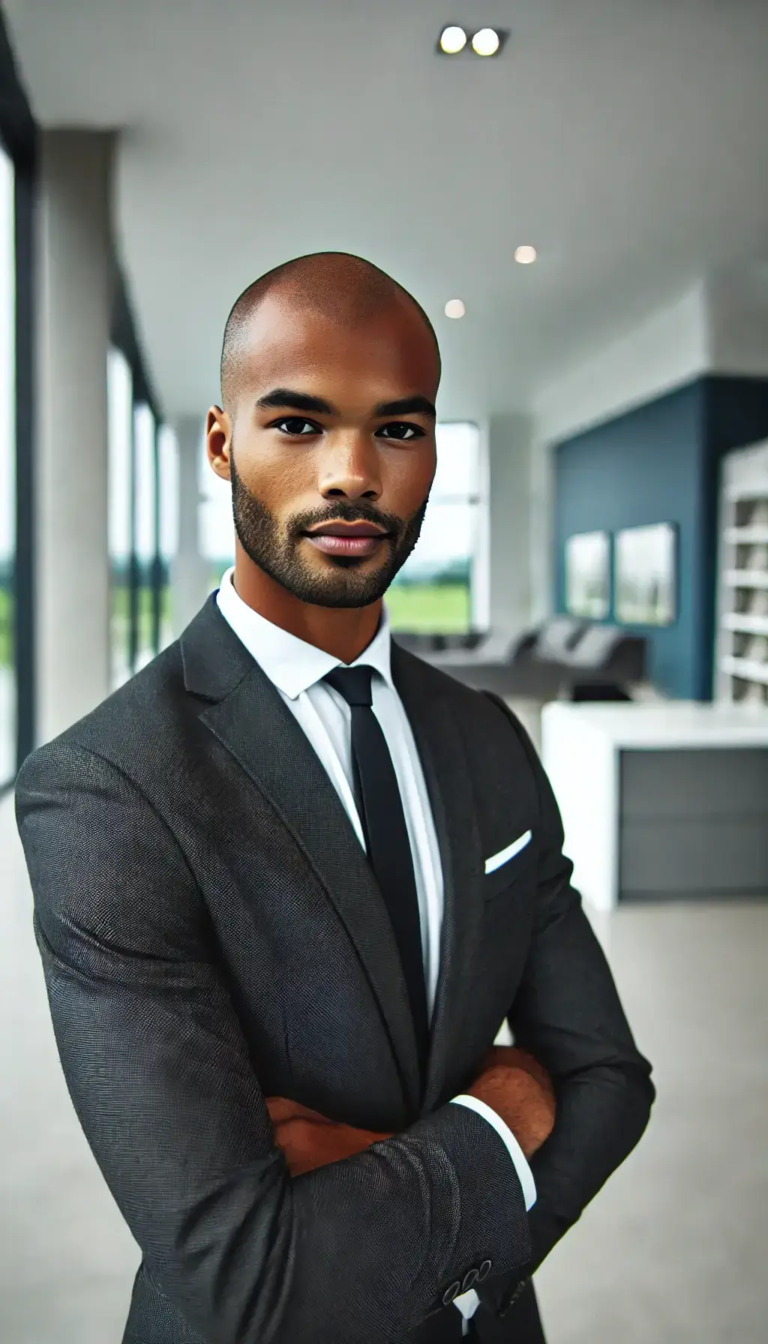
[482,693,655,1297]
[15,740,531,1344]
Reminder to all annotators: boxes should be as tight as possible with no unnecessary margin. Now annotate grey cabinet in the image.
[619,748,768,900]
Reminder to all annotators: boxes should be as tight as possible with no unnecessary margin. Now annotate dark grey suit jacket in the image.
[15,594,654,1344]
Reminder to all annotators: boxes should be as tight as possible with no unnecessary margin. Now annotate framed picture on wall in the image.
[615,523,677,626]
[565,531,611,619]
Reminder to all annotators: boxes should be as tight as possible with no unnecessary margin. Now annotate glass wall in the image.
[199,422,235,593]
[0,146,16,787]
[108,347,133,688]
[196,419,487,634]
[134,402,157,671]
[158,424,179,650]
[108,349,178,689]
[387,422,486,636]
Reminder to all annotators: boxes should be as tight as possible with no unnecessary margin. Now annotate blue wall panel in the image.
[554,377,768,700]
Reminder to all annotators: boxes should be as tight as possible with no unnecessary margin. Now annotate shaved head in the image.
[220,251,440,409]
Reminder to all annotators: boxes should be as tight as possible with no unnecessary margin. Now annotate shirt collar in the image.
[215,565,394,700]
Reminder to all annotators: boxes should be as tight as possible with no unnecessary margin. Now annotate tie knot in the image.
[324,664,374,708]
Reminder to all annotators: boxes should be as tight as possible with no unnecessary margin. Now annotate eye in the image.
[377,422,425,441]
[273,417,321,437]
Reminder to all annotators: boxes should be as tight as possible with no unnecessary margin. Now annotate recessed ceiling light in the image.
[471,28,501,57]
[445,299,466,319]
[514,245,538,265]
[439,25,467,54]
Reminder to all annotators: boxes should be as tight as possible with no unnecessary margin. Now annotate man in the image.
[15,252,654,1344]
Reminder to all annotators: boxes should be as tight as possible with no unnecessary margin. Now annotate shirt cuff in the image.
[449,1095,537,1211]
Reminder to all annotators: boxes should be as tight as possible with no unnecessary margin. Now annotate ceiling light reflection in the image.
[471,28,501,57]
[439,26,468,54]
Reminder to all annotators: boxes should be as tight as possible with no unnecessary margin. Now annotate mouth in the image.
[303,522,392,557]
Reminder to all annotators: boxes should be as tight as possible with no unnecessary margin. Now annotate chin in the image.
[310,572,391,609]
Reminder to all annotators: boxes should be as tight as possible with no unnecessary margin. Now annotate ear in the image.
[206,405,232,482]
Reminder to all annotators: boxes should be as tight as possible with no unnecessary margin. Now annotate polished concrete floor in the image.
[2,785,766,1343]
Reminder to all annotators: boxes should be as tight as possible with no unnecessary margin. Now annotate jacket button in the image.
[442,1281,462,1306]
[477,1259,492,1281]
[462,1268,479,1292]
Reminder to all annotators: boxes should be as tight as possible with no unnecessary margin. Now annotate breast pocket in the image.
[483,829,536,901]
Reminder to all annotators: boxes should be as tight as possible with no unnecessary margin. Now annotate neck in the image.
[232,549,383,664]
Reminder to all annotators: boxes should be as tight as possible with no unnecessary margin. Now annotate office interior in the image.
[1,3,767,1341]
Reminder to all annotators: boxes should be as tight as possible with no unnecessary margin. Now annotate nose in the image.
[318,429,382,503]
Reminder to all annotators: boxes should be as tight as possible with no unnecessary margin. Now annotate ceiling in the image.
[6,0,768,421]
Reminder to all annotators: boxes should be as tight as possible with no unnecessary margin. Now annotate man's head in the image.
[207,252,441,611]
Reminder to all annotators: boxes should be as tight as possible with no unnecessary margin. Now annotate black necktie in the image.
[323,664,429,1082]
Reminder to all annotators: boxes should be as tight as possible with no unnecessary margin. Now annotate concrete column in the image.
[487,414,534,641]
[170,415,210,637]
[35,131,114,747]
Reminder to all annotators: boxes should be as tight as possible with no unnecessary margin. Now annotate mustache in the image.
[290,498,425,537]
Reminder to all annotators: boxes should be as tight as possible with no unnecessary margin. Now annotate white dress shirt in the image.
[216,568,536,1330]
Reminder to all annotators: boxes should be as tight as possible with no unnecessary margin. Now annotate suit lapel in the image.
[390,643,487,1114]
[181,595,422,1114]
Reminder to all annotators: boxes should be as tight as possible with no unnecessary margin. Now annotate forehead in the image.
[236,293,440,403]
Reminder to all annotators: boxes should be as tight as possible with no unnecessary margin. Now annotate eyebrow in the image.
[255,389,437,420]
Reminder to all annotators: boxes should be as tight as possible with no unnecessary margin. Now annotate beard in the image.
[229,449,429,609]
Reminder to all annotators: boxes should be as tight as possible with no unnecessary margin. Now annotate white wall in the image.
[532,283,710,450]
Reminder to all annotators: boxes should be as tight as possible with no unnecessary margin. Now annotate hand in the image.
[466,1045,556,1159]
[266,1096,393,1176]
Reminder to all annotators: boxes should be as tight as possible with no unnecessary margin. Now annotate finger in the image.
[266,1097,335,1125]
[266,1097,298,1123]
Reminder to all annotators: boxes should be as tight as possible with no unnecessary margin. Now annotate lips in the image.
[303,522,391,557]
[305,523,388,538]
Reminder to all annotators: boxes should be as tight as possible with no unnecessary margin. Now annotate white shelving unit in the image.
[716,440,768,705]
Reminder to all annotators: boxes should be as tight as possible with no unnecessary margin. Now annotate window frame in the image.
[0,13,37,791]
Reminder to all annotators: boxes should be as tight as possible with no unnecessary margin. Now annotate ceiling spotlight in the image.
[445,299,466,319]
[439,25,467,54]
[514,245,538,265]
[471,28,501,57]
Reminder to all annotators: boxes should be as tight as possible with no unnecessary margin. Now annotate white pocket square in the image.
[484,830,532,875]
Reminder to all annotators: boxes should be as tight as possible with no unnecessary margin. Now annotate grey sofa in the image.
[399,616,647,701]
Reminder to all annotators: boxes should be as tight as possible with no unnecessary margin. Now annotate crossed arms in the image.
[266,1044,557,1174]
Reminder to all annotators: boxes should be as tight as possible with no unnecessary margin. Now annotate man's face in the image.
[212,293,439,609]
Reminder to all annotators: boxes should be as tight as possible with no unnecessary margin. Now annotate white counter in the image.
[541,701,768,911]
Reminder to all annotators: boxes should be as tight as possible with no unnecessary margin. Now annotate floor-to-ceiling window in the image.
[387,421,487,636]
[199,422,234,593]
[0,145,15,785]
[108,348,178,689]
[134,401,157,671]
[107,346,133,688]
[158,424,179,650]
